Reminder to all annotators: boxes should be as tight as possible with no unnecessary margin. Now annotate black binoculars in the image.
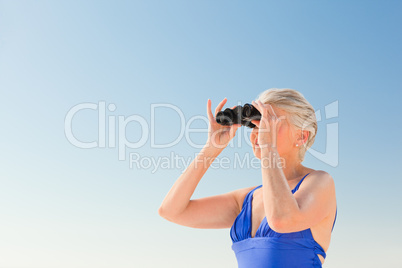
[216,103,261,128]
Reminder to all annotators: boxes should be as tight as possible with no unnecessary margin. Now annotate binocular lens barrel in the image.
[215,103,261,128]
[242,104,253,118]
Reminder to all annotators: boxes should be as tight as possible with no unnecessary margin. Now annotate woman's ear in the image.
[297,129,309,145]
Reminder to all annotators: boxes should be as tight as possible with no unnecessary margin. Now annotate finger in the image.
[267,104,278,118]
[207,99,214,122]
[257,100,271,117]
[257,100,268,111]
[215,97,227,117]
[229,124,241,137]
[251,120,260,127]
[254,100,268,118]
[251,100,261,113]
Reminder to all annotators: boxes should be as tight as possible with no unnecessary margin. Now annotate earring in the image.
[296,144,299,147]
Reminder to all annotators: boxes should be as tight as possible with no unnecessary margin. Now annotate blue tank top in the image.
[230,173,337,268]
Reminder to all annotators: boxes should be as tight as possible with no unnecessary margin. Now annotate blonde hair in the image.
[256,88,317,162]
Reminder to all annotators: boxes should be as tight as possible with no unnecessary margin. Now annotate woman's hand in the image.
[206,98,241,150]
[251,100,284,149]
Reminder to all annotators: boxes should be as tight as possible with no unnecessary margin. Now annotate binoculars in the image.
[216,103,261,128]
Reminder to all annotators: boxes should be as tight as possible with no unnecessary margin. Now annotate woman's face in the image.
[250,106,296,160]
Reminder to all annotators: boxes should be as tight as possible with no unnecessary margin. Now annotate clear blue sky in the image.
[1,1,401,267]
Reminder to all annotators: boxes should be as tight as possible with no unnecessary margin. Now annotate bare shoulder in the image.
[310,170,335,185]
[302,169,336,194]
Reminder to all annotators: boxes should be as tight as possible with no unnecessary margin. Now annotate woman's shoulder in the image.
[232,185,261,213]
[308,169,335,183]
[302,169,336,195]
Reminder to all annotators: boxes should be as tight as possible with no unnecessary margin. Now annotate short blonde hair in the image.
[256,88,317,162]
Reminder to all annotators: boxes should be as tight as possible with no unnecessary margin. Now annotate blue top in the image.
[230,173,337,268]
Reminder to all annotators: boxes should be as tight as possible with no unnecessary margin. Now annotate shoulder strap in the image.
[249,185,262,199]
[291,173,310,194]
[331,207,337,232]
[242,185,262,209]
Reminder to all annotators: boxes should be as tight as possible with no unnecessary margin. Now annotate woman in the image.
[158,88,337,268]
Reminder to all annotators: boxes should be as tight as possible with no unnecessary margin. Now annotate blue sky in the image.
[1,1,401,267]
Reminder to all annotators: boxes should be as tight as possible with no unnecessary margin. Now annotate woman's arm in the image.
[260,148,335,233]
[251,100,336,233]
[157,144,221,219]
[158,98,244,229]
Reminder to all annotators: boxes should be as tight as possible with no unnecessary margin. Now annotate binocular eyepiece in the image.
[216,103,261,128]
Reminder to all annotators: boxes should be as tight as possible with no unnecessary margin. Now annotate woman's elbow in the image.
[158,206,164,217]
[158,205,170,219]
[158,205,178,222]
[269,216,297,233]
[269,218,286,233]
